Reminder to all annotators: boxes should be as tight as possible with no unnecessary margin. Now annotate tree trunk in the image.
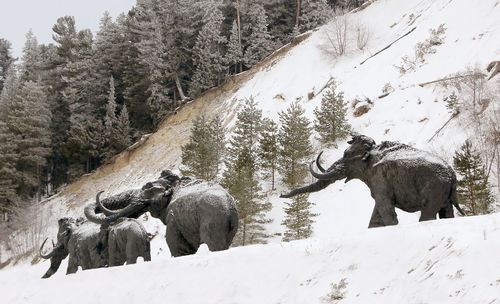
[174,73,188,101]
[296,0,301,27]
[236,0,243,73]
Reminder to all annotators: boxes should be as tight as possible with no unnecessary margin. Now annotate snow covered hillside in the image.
[1,0,499,302]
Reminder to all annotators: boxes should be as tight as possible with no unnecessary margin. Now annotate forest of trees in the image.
[0,0,370,217]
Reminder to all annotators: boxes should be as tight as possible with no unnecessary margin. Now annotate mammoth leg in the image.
[369,198,398,228]
[125,237,139,264]
[66,255,78,274]
[201,222,230,252]
[368,208,385,228]
[420,210,437,222]
[438,203,454,219]
[165,220,198,257]
[108,233,122,267]
[421,186,448,221]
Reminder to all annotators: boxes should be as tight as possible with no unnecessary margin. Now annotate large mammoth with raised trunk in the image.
[40,217,150,278]
[280,134,465,228]
[84,171,238,257]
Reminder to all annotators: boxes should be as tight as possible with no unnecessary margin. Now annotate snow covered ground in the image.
[1,0,499,302]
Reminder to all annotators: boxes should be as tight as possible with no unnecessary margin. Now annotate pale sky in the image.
[0,0,137,59]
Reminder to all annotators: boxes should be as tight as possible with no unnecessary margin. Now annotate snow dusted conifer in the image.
[181,114,226,181]
[278,101,317,241]
[7,81,52,201]
[453,140,495,215]
[278,101,313,187]
[258,117,279,190]
[243,3,274,67]
[222,98,272,246]
[0,38,15,93]
[0,64,19,122]
[104,76,117,137]
[114,104,132,150]
[226,20,243,74]
[282,194,317,241]
[189,1,227,96]
[313,80,351,147]
[0,65,19,212]
[104,76,131,160]
[299,0,332,32]
[19,30,42,83]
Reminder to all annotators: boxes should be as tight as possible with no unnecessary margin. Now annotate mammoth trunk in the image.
[41,248,68,278]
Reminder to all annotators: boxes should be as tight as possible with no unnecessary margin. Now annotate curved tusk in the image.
[96,191,120,216]
[39,238,61,259]
[315,151,326,173]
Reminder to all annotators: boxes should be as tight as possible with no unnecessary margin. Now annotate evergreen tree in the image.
[189,1,227,96]
[114,104,132,150]
[443,91,460,115]
[313,81,350,147]
[7,81,52,202]
[453,140,495,215]
[62,117,105,179]
[19,30,42,83]
[181,114,226,181]
[278,101,313,187]
[104,76,117,138]
[278,101,316,241]
[282,194,317,241]
[0,38,15,93]
[258,117,279,190]
[299,0,332,32]
[222,98,271,246]
[0,65,19,213]
[225,20,243,74]
[242,3,275,68]
[264,0,296,45]
[0,64,19,121]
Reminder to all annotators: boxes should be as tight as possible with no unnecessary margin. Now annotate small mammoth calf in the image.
[40,217,151,278]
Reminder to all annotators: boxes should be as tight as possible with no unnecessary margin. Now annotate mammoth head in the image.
[344,133,376,161]
[310,133,376,182]
[40,217,75,278]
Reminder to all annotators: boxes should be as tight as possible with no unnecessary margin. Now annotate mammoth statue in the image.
[281,134,465,228]
[40,217,151,278]
[84,170,238,257]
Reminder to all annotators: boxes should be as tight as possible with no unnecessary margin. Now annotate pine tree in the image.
[19,30,42,83]
[242,3,275,68]
[0,119,18,214]
[278,101,313,187]
[299,0,332,32]
[114,104,132,150]
[7,81,52,201]
[181,114,226,181]
[189,1,227,96]
[282,194,317,241]
[313,80,351,147]
[258,117,279,190]
[443,91,460,115]
[103,76,127,161]
[222,98,271,246]
[0,66,20,212]
[225,20,243,74]
[453,140,495,215]
[0,38,15,93]
[278,101,317,241]
[104,76,118,138]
